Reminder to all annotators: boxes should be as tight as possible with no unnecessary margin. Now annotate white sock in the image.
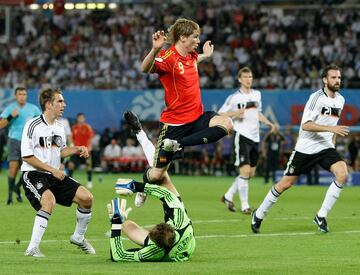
[27,210,50,250]
[237,177,250,210]
[256,186,281,219]
[72,208,92,242]
[136,130,155,167]
[224,178,238,201]
[317,181,343,218]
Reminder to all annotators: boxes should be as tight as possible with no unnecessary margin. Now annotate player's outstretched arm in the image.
[302,121,350,136]
[140,30,166,73]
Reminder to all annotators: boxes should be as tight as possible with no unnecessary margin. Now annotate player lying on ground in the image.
[108,179,195,262]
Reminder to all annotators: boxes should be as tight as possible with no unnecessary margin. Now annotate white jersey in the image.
[219,88,262,142]
[21,115,67,171]
[295,89,345,154]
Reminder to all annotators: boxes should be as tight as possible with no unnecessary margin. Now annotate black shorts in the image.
[21,171,81,211]
[234,133,259,167]
[153,111,217,168]
[284,148,343,176]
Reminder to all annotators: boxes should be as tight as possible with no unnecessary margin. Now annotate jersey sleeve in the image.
[0,105,12,118]
[218,95,236,113]
[301,93,322,124]
[110,236,165,262]
[154,50,171,74]
[21,121,34,157]
[144,184,191,230]
[257,92,262,112]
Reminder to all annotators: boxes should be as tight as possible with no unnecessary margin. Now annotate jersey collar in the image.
[40,114,48,126]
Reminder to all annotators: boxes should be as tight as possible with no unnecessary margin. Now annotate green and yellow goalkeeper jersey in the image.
[110,183,195,262]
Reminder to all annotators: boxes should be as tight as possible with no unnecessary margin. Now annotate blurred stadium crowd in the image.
[1,1,360,90]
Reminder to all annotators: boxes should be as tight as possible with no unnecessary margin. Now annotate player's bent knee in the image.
[223,117,234,132]
[40,192,56,212]
[336,170,348,184]
[277,178,295,192]
[75,187,93,208]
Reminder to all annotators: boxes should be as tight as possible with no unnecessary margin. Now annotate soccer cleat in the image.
[313,215,329,233]
[123,111,142,134]
[115,178,136,195]
[241,208,252,215]
[162,138,182,152]
[220,195,236,212]
[24,246,45,257]
[251,209,263,234]
[70,236,96,254]
[135,192,147,207]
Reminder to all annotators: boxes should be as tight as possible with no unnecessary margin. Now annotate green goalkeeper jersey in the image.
[110,183,195,262]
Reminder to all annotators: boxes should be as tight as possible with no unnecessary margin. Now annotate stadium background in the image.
[1,1,360,274]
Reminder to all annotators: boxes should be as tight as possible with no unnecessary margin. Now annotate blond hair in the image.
[167,18,200,44]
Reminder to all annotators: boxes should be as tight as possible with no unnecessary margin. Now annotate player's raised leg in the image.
[251,175,297,233]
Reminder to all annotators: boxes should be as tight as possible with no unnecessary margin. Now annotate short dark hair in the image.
[149,223,176,249]
[321,64,340,78]
[238,67,252,78]
[39,88,62,111]
[14,86,26,95]
[76,112,84,118]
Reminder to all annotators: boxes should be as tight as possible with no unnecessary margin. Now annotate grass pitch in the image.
[0,171,359,275]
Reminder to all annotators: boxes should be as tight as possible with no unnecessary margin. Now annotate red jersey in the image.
[72,123,94,148]
[154,46,204,124]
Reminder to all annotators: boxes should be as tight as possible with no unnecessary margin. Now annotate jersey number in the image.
[178,62,184,74]
[41,136,53,148]
[238,102,247,109]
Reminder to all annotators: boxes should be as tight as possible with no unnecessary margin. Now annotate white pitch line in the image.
[1,216,359,245]
[2,230,360,245]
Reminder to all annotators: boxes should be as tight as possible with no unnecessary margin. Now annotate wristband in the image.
[6,114,14,122]
[111,224,122,230]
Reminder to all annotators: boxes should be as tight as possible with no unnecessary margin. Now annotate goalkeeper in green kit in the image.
[108,180,195,262]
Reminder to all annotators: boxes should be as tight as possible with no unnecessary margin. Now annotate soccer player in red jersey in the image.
[69,113,95,188]
[139,18,233,192]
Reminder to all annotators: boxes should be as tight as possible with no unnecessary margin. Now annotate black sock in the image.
[87,171,92,182]
[134,181,145,192]
[8,177,15,200]
[179,126,228,147]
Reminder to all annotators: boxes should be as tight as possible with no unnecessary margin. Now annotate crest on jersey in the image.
[289,165,295,174]
[53,135,63,147]
[36,181,43,190]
